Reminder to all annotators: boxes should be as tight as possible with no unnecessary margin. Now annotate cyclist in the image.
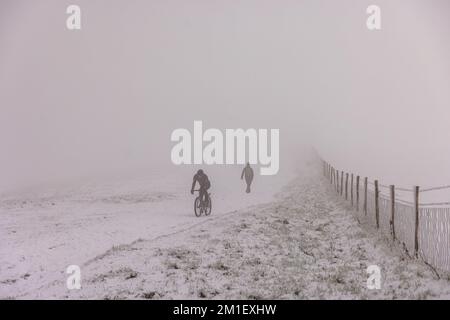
[191,169,211,204]
[241,162,254,193]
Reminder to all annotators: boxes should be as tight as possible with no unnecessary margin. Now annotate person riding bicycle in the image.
[190,169,211,204]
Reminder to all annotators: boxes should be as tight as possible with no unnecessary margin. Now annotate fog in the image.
[1,0,449,193]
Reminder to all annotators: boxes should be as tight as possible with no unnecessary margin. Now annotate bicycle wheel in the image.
[194,197,202,217]
[204,195,212,216]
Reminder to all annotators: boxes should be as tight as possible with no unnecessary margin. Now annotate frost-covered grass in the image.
[2,168,450,299]
[0,167,288,299]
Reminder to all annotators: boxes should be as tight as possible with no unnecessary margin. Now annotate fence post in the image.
[351,174,354,206]
[341,171,344,196]
[390,185,395,241]
[336,169,339,192]
[375,180,379,228]
[336,170,339,193]
[345,173,349,200]
[334,168,336,186]
[330,165,333,183]
[356,176,360,211]
[335,170,338,193]
[364,177,368,215]
[414,186,420,258]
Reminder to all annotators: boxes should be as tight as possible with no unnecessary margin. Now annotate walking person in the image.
[241,163,254,193]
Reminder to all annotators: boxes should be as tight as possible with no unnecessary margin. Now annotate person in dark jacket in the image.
[191,169,211,203]
[241,163,254,193]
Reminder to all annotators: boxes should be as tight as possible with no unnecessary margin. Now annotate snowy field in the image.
[2,165,450,299]
[0,165,289,299]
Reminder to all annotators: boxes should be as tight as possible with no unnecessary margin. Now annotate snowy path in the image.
[0,168,287,299]
[6,172,450,299]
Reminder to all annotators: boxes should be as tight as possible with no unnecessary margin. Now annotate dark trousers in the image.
[199,187,209,203]
[245,177,253,193]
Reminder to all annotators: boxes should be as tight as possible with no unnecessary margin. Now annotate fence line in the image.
[322,160,450,274]
[421,185,450,193]
[420,201,450,207]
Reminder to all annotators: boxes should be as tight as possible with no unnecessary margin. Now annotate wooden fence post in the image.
[414,186,420,258]
[351,174,354,206]
[345,173,349,200]
[341,171,344,196]
[375,180,379,228]
[334,168,336,186]
[364,177,368,215]
[336,170,338,193]
[336,170,339,193]
[390,185,395,241]
[336,169,339,192]
[356,176,360,211]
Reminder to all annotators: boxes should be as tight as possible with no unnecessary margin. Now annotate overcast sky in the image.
[1,0,449,192]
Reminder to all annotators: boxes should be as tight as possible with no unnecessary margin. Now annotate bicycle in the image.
[193,189,212,217]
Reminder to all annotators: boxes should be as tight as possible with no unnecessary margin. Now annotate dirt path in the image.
[20,174,450,299]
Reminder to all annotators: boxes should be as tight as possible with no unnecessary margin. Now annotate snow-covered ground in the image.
[2,165,450,299]
[0,165,289,299]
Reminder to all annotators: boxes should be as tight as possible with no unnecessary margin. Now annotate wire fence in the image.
[322,160,450,274]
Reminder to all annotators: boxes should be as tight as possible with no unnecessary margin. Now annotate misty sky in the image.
[1,0,450,192]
